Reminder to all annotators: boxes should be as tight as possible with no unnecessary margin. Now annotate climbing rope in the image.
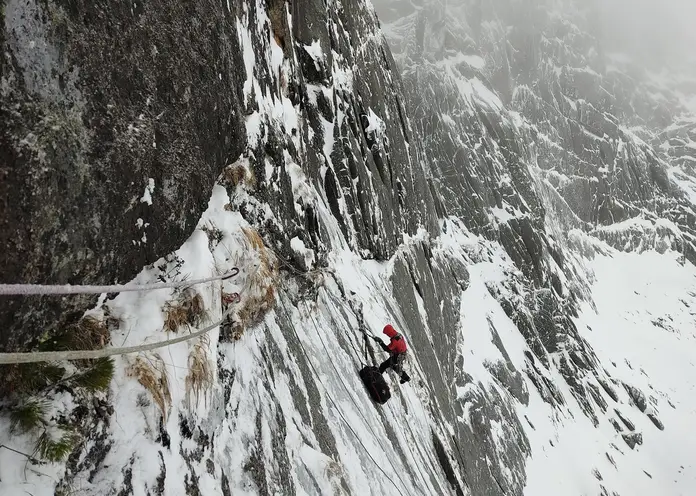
[322,290,372,366]
[0,308,234,365]
[324,288,463,493]
[0,269,240,296]
[307,301,436,495]
[0,267,242,364]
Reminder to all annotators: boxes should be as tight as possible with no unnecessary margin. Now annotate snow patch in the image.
[140,178,155,205]
[365,108,386,139]
[303,40,325,70]
[290,237,316,268]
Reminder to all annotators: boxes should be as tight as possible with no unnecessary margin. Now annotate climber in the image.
[372,324,411,384]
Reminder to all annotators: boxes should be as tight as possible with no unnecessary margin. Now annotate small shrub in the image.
[0,363,65,397]
[71,358,114,392]
[0,315,114,464]
[8,402,82,463]
[35,426,80,463]
[128,356,171,420]
[201,221,224,250]
[10,400,48,434]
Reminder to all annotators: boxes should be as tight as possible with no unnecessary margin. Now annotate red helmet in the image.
[383,324,398,338]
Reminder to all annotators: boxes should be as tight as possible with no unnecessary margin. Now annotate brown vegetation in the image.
[221,162,256,190]
[221,227,278,341]
[163,289,207,333]
[128,355,171,420]
[185,335,213,409]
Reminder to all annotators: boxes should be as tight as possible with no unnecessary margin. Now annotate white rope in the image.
[0,309,233,365]
[0,269,239,296]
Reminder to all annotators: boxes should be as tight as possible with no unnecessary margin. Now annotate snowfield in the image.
[449,237,696,495]
[3,198,696,495]
[525,250,696,495]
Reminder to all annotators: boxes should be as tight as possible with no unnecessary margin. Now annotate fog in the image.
[599,0,696,68]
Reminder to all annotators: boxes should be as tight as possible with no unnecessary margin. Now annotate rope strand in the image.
[0,308,233,364]
[286,312,410,496]
[0,268,239,296]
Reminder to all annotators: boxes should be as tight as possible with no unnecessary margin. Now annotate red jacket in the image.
[383,324,407,354]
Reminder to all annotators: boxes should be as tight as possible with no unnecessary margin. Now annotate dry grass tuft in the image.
[42,315,110,352]
[242,226,265,251]
[221,162,256,190]
[325,458,347,494]
[164,290,207,333]
[224,227,279,340]
[75,316,111,350]
[128,356,171,420]
[325,458,343,478]
[185,335,213,409]
[163,304,189,333]
[188,291,205,319]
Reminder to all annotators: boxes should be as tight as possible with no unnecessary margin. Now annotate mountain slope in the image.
[2,0,696,495]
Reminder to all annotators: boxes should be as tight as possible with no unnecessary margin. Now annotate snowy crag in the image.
[2,0,696,495]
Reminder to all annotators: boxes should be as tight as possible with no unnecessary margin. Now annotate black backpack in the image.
[359,365,391,404]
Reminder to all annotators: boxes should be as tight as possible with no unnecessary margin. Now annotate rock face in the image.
[0,0,246,350]
[2,0,695,495]
[236,0,439,263]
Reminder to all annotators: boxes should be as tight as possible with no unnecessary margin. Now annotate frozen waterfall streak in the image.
[0,307,234,365]
[0,268,240,296]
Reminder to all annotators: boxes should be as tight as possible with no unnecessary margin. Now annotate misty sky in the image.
[599,0,696,68]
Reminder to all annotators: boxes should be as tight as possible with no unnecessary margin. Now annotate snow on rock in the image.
[290,236,315,269]
[364,108,386,140]
[6,1,696,496]
[303,40,325,70]
[525,250,696,495]
[140,178,156,205]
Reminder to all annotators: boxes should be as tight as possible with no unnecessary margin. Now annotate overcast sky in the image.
[599,0,696,68]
